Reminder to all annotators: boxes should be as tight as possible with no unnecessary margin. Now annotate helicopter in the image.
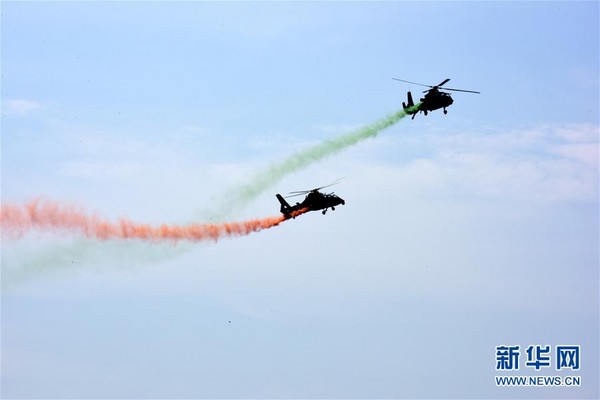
[276,180,345,219]
[392,78,480,119]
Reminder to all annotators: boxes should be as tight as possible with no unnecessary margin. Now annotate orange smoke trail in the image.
[0,199,308,243]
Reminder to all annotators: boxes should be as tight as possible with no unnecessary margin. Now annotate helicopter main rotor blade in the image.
[313,177,345,192]
[286,177,345,196]
[421,79,451,93]
[284,193,307,198]
[441,87,480,94]
[288,190,311,195]
[395,77,479,94]
[392,78,434,88]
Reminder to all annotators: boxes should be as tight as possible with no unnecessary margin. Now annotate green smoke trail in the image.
[211,107,417,219]
[2,107,415,288]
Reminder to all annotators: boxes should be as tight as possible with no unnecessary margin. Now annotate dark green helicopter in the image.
[393,78,480,119]
[276,179,345,219]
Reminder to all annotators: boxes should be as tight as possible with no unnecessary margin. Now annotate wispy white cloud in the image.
[329,122,599,203]
[2,99,42,116]
[554,123,599,143]
[424,124,598,202]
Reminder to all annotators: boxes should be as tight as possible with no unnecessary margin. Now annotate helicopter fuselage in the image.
[276,191,345,218]
[419,90,454,112]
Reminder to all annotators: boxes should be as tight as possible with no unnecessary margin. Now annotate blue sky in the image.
[1,2,598,399]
